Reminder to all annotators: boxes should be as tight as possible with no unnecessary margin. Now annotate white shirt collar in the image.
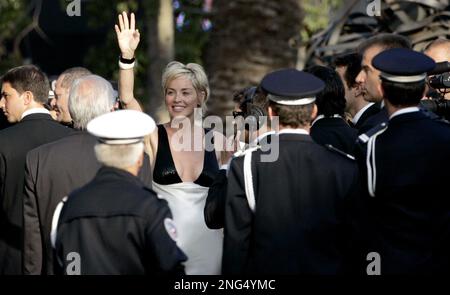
[352,102,375,124]
[311,114,343,126]
[278,128,309,135]
[389,106,420,120]
[21,108,50,120]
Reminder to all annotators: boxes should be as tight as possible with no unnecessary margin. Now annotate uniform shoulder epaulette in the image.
[324,144,355,161]
[357,121,388,144]
[433,116,450,125]
[232,145,261,158]
[420,107,440,120]
[419,107,450,125]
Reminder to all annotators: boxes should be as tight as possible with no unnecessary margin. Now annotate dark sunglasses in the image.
[232,111,245,118]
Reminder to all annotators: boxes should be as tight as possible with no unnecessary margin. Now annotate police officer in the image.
[52,110,186,275]
[358,48,450,274]
[222,69,361,274]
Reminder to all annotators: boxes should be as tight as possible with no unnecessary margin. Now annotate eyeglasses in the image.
[232,111,245,118]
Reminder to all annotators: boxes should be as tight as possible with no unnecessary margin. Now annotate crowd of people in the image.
[0,11,449,275]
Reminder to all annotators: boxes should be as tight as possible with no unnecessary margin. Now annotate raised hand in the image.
[114,12,140,59]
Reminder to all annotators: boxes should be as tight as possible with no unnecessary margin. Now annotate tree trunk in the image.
[204,0,303,118]
[145,0,174,123]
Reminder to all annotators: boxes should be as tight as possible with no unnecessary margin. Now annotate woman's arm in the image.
[114,12,142,111]
[116,12,159,172]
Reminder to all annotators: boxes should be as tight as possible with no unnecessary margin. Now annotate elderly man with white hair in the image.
[23,75,153,275]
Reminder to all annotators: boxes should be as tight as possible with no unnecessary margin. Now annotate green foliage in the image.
[1,0,335,88]
[79,0,147,98]
[302,0,344,41]
[78,0,210,101]
[82,0,211,101]
[0,0,24,41]
[0,0,28,73]
[174,3,211,64]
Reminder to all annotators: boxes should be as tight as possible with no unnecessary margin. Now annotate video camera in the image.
[428,61,450,89]
[420,61,450,120]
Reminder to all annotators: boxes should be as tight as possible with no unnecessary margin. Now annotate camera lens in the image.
[429,73,450,89]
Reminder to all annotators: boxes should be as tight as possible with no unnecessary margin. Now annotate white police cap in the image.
[87,110,156,145]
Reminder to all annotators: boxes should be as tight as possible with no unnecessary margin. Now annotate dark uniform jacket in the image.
[23,131,153,275]
[357,111,450,274]
[358,107,388,135]
[310,117,358,155]
[353,102,382,130]
[55,166,186,275]
[0,113,72,274]
[204,133,274,230]
[222,133,360,274]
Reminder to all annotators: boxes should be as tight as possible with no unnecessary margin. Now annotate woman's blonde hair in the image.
[162,61,210,116]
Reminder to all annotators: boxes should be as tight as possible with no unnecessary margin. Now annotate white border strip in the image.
[268,95,316,106]
[244,151,256,212]
[50,196,68,249]
[380,72,426,83]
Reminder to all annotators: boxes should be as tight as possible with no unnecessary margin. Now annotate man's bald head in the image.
[424,38,450,99]
[424,38,450,63]
[55,67,92,123]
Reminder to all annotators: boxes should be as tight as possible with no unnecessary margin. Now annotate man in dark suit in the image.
[306,65,358,155]
[355,34,411,134]
[353,102,382,130]
[222,69,360,274]
[0,111,12,130]
[358,48,450,274]
[333,52,381,129]
[0,65,72,274]
[22,75,153,275]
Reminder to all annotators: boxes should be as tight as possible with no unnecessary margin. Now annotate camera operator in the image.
[424,38,449,67]
[421,38,450,119]
[425,38,449,99]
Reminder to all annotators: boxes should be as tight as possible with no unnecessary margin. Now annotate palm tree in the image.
[144,0,174,122]
[204,0,303,118]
